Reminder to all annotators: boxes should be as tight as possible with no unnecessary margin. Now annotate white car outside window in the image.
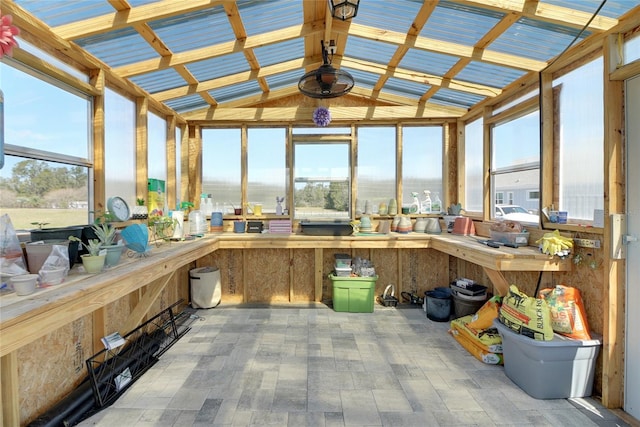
[495,205,539,224]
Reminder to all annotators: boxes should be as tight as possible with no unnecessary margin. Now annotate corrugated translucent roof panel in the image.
[185,52,251,82]
[431,87,485,108]
[345,36,396,65]
[14,0,114,27]
[544,0,637,18]
[383,77,430,100]
[209,80,262,104]
[355,0,421,33]
[400,48,459,77]
[253,39,305,68]
[456,61,525,88]
[75,28,160,67]
[238,0,302,37]
[345,68,379,91]
[165,94,208,113]
[265,70,300,90]
[129,68,186,94]
[491,17,590,61]
[147,7,234,53]
[423,1,504,46]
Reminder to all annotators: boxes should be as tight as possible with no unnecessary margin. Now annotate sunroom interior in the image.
[1,0,640,425]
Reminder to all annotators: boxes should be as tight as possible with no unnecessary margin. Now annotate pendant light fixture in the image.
[298,41,355,99]
[329,0,360,21]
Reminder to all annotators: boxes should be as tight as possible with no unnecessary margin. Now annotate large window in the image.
[247,128,287,215]
[105,89,136,207]
[147,112,167,189]
[553,57,604,222]
[464,118,483,213]
[0,61,91,230]
[202,129,241,214]
[491,109,540,223]
[293,130,350,219]
[356,127,395,214]
[402,126,443,211]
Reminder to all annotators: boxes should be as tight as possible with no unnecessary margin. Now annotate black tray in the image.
[300,221,353,236]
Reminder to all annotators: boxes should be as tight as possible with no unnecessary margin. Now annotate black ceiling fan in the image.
[298,41,355,99]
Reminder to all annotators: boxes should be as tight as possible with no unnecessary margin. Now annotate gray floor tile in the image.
[76,305,632,427]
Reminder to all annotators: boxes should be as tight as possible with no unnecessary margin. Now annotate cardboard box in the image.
[494,319,601,399]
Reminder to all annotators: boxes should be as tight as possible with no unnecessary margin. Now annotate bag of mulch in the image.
[538,284,591,340]
[467,295,502,330]
[499,284,553,341]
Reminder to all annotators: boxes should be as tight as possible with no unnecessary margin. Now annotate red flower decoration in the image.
[0,13,20,58]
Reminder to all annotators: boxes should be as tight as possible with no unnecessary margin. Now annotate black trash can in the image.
[425,288,452,322]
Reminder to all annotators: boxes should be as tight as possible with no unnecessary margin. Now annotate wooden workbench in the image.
[0,231,570,425]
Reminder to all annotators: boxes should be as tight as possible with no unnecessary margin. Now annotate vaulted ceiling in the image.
[6,0,640,123]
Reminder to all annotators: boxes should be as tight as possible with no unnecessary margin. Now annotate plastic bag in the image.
[538,284,591,340]
[0,213,28,278]
[499,284,554,341]
[39,245,69,286]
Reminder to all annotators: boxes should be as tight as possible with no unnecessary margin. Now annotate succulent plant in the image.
[69,236,103,257]
[92,222,117,246]
[447,203,462,216]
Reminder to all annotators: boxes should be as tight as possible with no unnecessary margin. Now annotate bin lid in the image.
[190,266,219,275]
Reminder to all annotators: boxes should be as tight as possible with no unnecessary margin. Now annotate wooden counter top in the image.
[0,231,570,357]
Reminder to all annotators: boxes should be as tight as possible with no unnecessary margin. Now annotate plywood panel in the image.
[18,316,93,425]
[370,249,398,298]
[244,249,290,302]
[292,248,315,302]
[207,249,244,303]
[400,249,449,297]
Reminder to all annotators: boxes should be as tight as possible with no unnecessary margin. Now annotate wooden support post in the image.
[120,270,176,335]
[315,248,323,302]
[1,352,19,427]
[482,267,510,296]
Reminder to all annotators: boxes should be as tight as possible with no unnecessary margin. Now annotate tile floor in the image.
[78,303,630,427]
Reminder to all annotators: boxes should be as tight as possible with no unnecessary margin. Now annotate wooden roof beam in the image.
[114,21,325,77]
[53,0,225,40]
[452,0,618,32]
[340,22,546,72]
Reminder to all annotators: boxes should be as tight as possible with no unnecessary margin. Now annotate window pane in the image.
[402,126,443,212]
[247,128,286,215]
[0,62,91,229]
[105,89,136,207]
[491,110,540,222]
[1,63,90,159]
[0,156,89,230]
[148,112,167,186]
[554,57,604,221]
[357,127,395,214]
[464,118,483,212]
[202,129,241,214]
[294,142,349,219]
[175,127,182,206]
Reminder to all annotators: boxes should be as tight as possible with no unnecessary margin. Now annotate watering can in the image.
[245,202,263,216]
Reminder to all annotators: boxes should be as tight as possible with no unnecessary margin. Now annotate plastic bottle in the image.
[431,192,442,213]
[421,190,431,214]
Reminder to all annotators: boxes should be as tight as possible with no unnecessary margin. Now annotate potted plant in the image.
[148,214,176,244]
[69,236,105,273]
[132,197,148,220]
[92,222,124,267]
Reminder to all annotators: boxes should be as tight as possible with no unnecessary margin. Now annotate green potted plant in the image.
[92,222,124,267]
[69,236,105,273]
[132,197,148,220]
[148,214,177,244]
